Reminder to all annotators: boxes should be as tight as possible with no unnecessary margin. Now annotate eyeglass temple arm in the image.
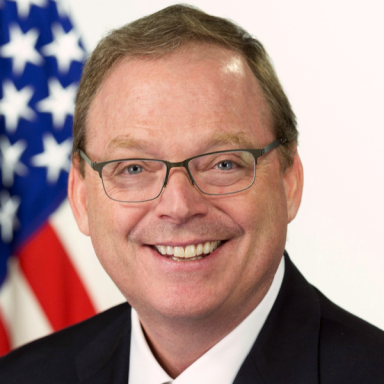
[77,149,93,167]
[261,138,286,155]
[77,149,106,177]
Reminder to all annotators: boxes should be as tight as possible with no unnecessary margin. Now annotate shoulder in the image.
[315,288,384,383]
[282,255,384,382]
[0,302,130,384]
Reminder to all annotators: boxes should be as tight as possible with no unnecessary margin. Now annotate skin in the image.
[68,45,303,378]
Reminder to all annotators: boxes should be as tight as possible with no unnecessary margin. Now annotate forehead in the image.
[86,45,272,159]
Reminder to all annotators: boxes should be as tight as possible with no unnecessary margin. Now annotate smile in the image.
[154,241,222,261]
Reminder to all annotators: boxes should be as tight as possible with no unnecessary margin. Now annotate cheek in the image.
[224,167,288,256]
[85,172,144,236]
[253,181,288,248]
[227,180,287,234]
[88,202,147,250]
[85,200,150,301]
[85,179,147,266]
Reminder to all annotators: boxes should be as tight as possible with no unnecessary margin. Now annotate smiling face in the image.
[69,45,303,325]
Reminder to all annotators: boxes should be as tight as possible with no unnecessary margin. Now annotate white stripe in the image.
[0,257,53,349]
[49,199,125,312]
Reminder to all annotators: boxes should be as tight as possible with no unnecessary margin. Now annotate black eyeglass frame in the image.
[77,138,285,203]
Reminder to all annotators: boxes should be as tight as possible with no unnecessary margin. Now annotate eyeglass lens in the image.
[101,151,256,202]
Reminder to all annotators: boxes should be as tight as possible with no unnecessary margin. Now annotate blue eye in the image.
[217,160,233,170]
[127,164,142,174]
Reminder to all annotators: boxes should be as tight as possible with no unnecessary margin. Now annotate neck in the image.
[137,283,271,379]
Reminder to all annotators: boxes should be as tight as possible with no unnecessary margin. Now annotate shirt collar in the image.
[128,257,285,384]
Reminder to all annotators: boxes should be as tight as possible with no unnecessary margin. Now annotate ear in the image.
[283,149,304,223]
[68,161,90,236]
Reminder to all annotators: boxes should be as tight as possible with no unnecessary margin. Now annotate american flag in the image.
[0,0,124,356]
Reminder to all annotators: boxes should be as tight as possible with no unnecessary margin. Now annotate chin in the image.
[135,287,226,322]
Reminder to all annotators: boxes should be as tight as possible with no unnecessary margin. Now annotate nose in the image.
[154,168,209,224]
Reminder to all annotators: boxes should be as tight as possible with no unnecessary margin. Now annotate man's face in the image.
[69,46,302,324]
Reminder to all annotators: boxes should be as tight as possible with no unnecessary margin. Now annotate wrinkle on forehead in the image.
[87,45,273,159]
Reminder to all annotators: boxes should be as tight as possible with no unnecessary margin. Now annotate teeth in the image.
[174,246,184,257]
[155,241,221,260]
[185,245,196,257]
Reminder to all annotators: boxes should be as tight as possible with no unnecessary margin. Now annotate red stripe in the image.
[0,310,11,357]
[18,223,96,332]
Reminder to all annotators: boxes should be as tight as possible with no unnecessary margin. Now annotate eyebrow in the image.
[207,131,256,149]
[104,131,256,157]
[105,136,146,155]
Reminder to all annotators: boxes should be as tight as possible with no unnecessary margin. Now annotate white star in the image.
[0,24,43,76]
[0,136,28,187]
[51,0,70,17]
[0,81,36,133]
[41,23,84,73]
[8,0,48,19]
[0,190,20,243]
[36,78,76,129]
[30,133,72,184]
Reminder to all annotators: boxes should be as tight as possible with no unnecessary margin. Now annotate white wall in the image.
[66,0,384,329]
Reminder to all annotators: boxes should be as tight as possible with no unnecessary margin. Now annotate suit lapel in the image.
[233,353,266,384]
[75,306,131,384]
[73,255,320,384]
[234,254,320,384]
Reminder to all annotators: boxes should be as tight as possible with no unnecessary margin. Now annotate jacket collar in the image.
[75,305,131,384]
[74,253,320,384]
[234,253,321,384]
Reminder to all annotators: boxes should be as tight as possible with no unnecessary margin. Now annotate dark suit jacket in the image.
[1,254,384,383]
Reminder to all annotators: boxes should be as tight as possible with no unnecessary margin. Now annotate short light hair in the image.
[73,4,298,174]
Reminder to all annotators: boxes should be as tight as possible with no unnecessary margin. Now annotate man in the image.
[1,4,384,383]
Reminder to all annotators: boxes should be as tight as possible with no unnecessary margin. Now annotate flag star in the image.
[36,78,76,129]
[0,81,36,133]
[41,23,84,73]
[51,0,70,17]
[8,0,48,19]
[30,133,72,184]
[0,136,28,187]
[0,24,43,76]
[0,190,20,243]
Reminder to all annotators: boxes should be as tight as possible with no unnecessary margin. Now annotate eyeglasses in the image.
[77,139,284,203]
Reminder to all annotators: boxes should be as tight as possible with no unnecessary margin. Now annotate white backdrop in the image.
[66,0,384,330]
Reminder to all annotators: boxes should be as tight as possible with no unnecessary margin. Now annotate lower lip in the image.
[145,243,225,272]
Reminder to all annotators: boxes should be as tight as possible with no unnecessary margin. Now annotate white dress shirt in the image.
[128,257,285,384]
